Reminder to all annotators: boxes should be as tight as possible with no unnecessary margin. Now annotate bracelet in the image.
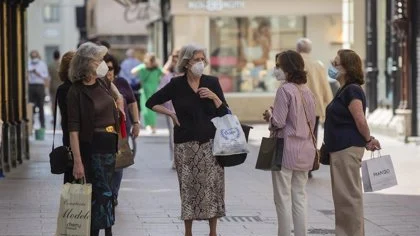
[366,136,374,143]
[133,121,140,125]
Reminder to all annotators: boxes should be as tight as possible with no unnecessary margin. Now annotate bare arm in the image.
[152,104,180,126]
[348,99,370,142]
[128,102,140,137]
[70,131,84,179]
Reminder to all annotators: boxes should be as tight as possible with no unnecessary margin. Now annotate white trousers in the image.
[272,168,309,236]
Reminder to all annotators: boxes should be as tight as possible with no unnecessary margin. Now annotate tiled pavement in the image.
[1,117,420,236]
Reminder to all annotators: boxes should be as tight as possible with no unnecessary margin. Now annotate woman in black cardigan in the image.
[146,44,229,236]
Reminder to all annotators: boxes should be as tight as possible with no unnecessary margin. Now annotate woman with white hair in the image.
[67,42,124,236]
[146,44,229,236]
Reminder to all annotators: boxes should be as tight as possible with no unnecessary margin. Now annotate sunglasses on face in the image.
[108,66,114,71]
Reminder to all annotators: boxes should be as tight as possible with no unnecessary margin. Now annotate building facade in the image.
[364,0,419,139]
[86,0,156,59]
[149,0,343,121]
[27,0,84,64]
[0,0,34,176]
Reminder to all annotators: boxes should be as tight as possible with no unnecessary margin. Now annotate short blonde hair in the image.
[176,43,208,73]
[69,42,108,83]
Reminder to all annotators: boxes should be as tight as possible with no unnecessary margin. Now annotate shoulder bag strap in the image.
[293,84,317,149]
[51,94,59,151]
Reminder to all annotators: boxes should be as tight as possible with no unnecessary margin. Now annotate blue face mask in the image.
[328,65,339,80]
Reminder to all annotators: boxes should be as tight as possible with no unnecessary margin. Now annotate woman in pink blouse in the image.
[263,50,316,236]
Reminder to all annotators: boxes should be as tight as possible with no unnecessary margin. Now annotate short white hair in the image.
[296,38,312,53]
[176,43,208,73]
[69,42,108,82]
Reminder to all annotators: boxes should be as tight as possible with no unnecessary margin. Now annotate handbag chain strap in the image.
[293,84,317,149]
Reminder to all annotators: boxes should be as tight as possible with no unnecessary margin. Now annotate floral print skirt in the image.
[174,140,226,220]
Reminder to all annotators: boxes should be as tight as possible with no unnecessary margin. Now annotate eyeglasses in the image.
[108,66,114,71]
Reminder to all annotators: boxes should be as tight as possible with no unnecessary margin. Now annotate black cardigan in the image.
[66,78,119,144]
[146,74,229,144]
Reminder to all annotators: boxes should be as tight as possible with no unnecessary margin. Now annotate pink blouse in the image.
[269,82,316,171]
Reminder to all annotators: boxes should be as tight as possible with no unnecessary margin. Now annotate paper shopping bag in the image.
[56,182,92,236]
[255,137,283,171]
[362,154,398,192]
[211,114,249,156]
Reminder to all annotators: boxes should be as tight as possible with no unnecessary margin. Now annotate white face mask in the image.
[191,61,205,77]
[273,68,286,81]
[96,61,109,78]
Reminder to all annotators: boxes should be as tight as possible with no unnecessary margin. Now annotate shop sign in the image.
[188,0,245,11]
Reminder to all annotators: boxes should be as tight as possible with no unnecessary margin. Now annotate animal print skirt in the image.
[174,140,226,220]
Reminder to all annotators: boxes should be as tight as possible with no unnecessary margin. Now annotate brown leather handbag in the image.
[115,136,134,169]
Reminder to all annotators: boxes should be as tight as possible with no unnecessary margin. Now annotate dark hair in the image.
[53,50,60,60]
[103,53,120,75]
[275,50,307,84]
[100,40,111,49]
[337,49,365,85]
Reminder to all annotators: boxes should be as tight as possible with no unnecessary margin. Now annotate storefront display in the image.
[209,16,305,92]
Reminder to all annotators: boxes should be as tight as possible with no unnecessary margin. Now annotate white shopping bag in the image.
[56,181,92,236]
[211,114,249,156]
[362,154,398,192]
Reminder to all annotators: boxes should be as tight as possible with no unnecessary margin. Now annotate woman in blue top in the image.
[324,49,381,236]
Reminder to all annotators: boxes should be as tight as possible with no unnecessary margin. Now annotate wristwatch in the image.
[133,121,140,125]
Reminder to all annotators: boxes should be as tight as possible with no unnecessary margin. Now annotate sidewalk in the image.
[1,117,420,236]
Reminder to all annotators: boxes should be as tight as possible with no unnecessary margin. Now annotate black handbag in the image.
[216,124,253,167]
[255,131,283,171]
[320,143,330,165]
[49,95,73,174]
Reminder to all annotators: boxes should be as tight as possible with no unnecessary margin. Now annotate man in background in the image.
[119,48,142,110]
[296,38,333,178]
[28,50,50,129]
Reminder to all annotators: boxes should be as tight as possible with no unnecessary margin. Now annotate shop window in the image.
[209,16,305,93]
[43,4,60,23]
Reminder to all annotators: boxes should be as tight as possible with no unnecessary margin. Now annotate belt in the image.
[94,126,116,134]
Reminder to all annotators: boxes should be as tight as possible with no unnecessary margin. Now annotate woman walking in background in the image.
[146,44,229,236]
[263,50,316,236]
[132,53,164,133]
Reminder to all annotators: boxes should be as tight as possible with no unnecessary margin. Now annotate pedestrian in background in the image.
[104,53,140,207]
[146,44,229,236]
[132,53,164,134]
[28,50,49,129]
[296,38,333,178]
[324,49,381,236]
[48,49,61,116]
[120,48,142,113]
[263,50,316,236]
[159,49,180,169]
[68,42,124,236]
[56,50,75,184]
